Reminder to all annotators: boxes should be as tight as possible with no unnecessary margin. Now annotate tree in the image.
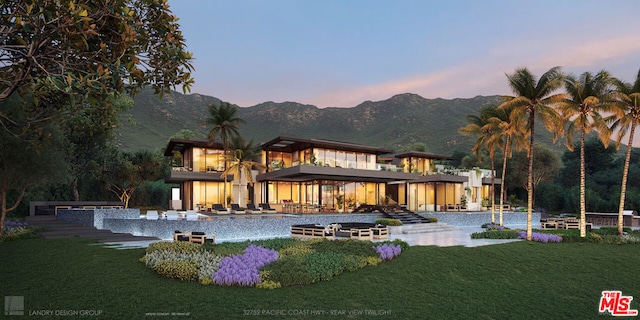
[507,144,562,202]
[397,141,429,153]
[486,104,528,226]
[102,150,164,208]
[459,105,502,224]
[222,137,265,206]
[609,68,640,235]
[0,103,68,234]
[0,0,193,136]
[499,67,565,240]
[202,102,246,207]
[63,94,133,201]
[559,70,615,237]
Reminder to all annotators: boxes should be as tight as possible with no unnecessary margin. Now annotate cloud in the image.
[307,32,640,108]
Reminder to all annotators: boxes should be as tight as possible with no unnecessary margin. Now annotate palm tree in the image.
[486,104,528,227]
[222,136,265,206]
[459,106,502,224]
[201,101,245,207]
[559,70,615,237]
[609,68,640,235]
[498,67,565,240]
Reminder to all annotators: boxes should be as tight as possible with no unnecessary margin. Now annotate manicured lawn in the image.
[1,238,639,319]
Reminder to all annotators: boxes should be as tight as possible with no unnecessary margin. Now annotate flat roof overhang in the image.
[164,138,225,156]
[408,174,468,184]
[256,165,417,183]
[165,171,233,183]
[482,177,502,185]
[393,151,457,161]
[260,136,392,155]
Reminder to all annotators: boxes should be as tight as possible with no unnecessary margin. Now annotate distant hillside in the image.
[117,90,564,156]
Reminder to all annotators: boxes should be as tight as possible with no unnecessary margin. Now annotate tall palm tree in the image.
[201,101,245,207]
[486,104,528,227]
[223,136,265,206]
[459,106,502,224]
[609,68,640,235]
[498,67,565,240]
[559,70,615,237]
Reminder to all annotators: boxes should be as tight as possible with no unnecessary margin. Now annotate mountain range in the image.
[117,89,563,156]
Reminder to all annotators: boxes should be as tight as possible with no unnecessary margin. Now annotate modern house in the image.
[164,136,500,212]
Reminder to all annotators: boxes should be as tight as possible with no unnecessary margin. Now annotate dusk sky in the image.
[168,0,640,108]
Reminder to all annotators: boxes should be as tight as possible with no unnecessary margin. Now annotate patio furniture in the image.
[230,204,245,214]
[173,230,191,241]
[212,204,229,214]
[290,224,335,239]
[371,226,389,240]
[146,210,159,220]
[259,203,277,213]
[165,211,179,220]
[246,203,261,214]
[189,231,215,244]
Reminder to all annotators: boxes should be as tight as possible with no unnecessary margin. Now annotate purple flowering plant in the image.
[213,244,280,287]
[518,232,562,243]
[374,244,401,260]
[2,221,29,235]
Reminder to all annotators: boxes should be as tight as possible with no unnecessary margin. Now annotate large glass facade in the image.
[400,157,432,175]
[192,148,225,173]
[192,181,230,207]
[264,180,383,210]
[407,182,463,211]
[264,148,377,171]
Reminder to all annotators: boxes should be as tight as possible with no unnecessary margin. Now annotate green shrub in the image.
[366,256,383,266]
[154,260,198,282]
[592,227,632,236]
[256,280,282,290]
[279,241,315,257]
[470,230,520,239]
[146,241,201,254]
[426,217,438,223]
[305,252,348,282]
[261,256,313,286]
[199,277,214,286]
[375,218,403,226]
[251,237,301,250]
[204,241,248,257]
[619,234,640,244]
[341,255,368,272]
[1,224,43,242]
[310,239,377,257]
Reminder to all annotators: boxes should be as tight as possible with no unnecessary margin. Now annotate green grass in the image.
[2,238,640,319]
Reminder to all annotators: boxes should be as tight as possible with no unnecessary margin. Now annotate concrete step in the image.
[25,215,160,242]
[389,223,456,234]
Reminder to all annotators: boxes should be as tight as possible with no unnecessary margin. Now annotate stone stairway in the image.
[389,223,456,234]
[25,215,160,242]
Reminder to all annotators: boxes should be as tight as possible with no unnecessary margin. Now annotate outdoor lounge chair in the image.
[246,203,261,214]
[230,204,245,214]
[165,211,179,220]
[189,231,215,244]
[146,210,159,220]
[173,230,190,241]
[259,203,277,213]
[212,204,229,214]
